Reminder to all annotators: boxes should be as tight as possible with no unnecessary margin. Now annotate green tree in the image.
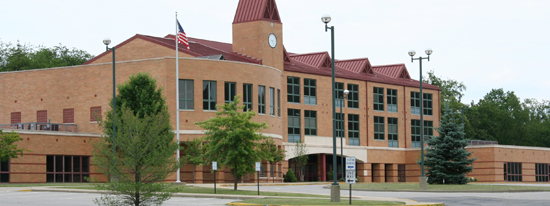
[425,104,476,184]
[292,140,309,182]
[0,40,93,72]
[284,168,297,182]
[261,139,285,182]
[0,130,30,162]
[423,70,467,118]
[91,72,179,206]
[196,96,268,190]
[92,107,180,206]
[182,137,204,183]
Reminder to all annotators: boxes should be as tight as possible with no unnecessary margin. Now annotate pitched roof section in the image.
[289,52,331,68]
[84,34,261,65]
[372,64,411,79]
[335,58,373,74]
[233,0,282,24]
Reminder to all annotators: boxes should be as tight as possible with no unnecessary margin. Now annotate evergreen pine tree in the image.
[425,104,476,184]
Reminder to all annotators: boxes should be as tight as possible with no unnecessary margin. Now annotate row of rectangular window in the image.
[374,117,433,148]
[179,80,281,117]
[374,88,433,116]
[10,107,102,124]
[46,155,90,183]
[287,77,359,109]
[288,108,360,146]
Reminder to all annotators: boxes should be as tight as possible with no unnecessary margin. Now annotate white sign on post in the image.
[345,157,356,184]
[212,161,217,171]
[255,162,261,172]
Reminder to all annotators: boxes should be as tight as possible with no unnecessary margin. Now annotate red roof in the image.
[233,0,281,24]
[84,34,261,65]
[372,64,411,79]
[289,52,331,68]
[335,58,373,74]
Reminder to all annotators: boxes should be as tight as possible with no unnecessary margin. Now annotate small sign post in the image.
[345,157,356,205]
[255,162,261,195]
[212,161,217,194]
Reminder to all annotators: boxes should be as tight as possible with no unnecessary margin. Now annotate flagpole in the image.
[175,12,181,183]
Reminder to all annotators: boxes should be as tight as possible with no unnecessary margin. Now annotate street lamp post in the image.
[321,14,340,202]
[408,49,432,190]
[103,38,116,177]
[340,90,349,179]
[461,107,468,140]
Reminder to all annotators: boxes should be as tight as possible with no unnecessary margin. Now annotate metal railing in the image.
[0,122,78,133]
[468,140,498,145]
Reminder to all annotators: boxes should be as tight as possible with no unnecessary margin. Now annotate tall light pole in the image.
[322,14,340,202]
[409,48,432,190]
[340,90,349,179]
[103,38,116,176]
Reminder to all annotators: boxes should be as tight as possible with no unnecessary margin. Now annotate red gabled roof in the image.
[372,63,411,79]
[335,58,373,74]
[84,34,261,65]
[289,52,331,68]
[233,0,281,24]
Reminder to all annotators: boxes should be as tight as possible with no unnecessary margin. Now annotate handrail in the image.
[0,122,78,133]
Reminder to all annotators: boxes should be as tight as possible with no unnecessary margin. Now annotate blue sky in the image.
[1,0,548,104]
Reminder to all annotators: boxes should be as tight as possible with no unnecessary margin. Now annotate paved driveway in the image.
[238,184,550,206]
[0,191,239,206]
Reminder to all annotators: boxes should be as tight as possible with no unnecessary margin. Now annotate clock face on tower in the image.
[268,33,277,48]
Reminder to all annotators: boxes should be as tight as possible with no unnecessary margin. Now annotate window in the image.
[505,162,522,182]
[11,112,21,124]
[277,89,281,117]
[63,108,74,124]
[347,84,359,109]
[288,109,301,143]
[304,110,317,136]
[336,113,345,138]
[423,93,433,116]
[387,89,398,113]
[536,164,548,182]
[373,87,384,111]
[411,92,421,115]
[424,121,433,140]
[258,85,266,114]
[203,81,217,111]
[224,82,236,104]
[374,116,384,140]
[411,120,421,147]
[46,155,90,183]
[348,114,359,146]
[335,82,344,108]
[269,87,275,115]
[287,76,300,103]
[388,118,398,147]
[243,84,253,112]
[398,164,406,182]
[304,78,316,105]
[0,160,8,183]
[90,107,101,122]
[37,110,47,123]
[179,79,194,110]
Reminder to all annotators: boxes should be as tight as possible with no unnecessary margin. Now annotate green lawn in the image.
[232,198,404,205]
[58,185,327,198]
[340,183,550,191]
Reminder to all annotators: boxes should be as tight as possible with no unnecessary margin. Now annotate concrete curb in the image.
[335,187,550,193]
[226,202,445,206]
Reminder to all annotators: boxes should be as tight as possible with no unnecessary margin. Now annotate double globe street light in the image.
[408,48,432,190]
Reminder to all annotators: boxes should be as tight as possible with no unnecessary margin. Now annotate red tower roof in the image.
[233,0,282,24]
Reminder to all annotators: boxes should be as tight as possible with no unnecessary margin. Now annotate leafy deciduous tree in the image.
[261,139,285,182]
[0,130,30,162]
[182,137,204,183]
[292,140,309,182]
[196,96,268,190]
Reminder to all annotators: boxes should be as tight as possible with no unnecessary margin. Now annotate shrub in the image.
[284,169,297,182]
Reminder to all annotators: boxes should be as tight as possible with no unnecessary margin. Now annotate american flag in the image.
[176,20,189,50]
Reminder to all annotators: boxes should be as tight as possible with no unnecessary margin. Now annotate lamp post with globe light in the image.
[408,48,432,190]
[103,38,116,175]
[321,14,340,202]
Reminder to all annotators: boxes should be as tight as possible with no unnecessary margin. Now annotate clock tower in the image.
[232,0,284,70]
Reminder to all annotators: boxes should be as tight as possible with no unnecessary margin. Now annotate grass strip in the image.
[0,183,92,187]
[340,183,550,191]
[233,198,404,205]
[57,185,328,198]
